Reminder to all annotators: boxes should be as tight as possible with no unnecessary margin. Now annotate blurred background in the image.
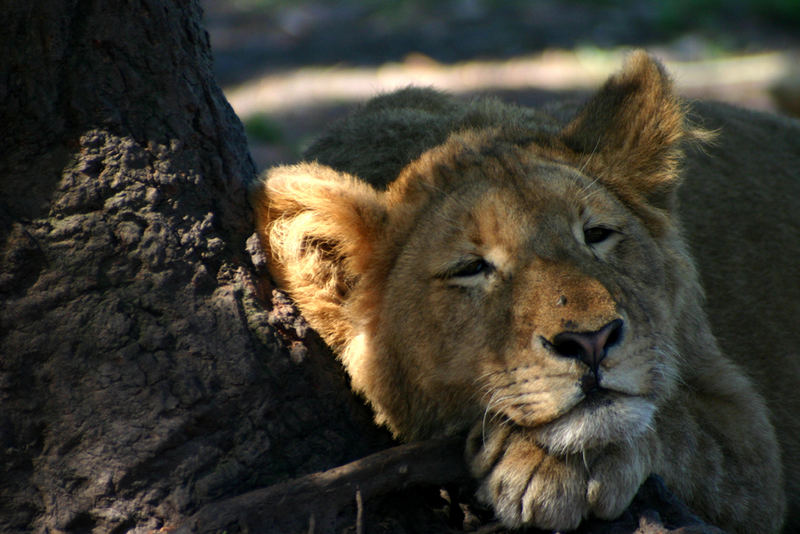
[201,0,800,171]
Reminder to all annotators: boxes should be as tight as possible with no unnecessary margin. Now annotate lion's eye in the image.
[439,257,494,282]
[450,258,492,278]
[583,226,615,246]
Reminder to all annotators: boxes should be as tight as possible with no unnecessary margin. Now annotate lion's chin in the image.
[531,393,655,455]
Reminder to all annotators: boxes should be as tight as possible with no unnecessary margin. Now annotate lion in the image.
[250,51,800,533]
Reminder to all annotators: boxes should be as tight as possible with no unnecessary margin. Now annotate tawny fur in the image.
[251,51,800,533]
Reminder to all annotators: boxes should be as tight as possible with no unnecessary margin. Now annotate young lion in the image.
[251,52,800,533]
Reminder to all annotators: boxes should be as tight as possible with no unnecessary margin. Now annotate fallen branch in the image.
[176,436,469,534]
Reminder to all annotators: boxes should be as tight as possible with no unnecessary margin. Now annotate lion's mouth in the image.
[580,370,621,407]
[490,372,654,454]
[532,391,656,454]
[580,387,616,408]
[580,371,603,396]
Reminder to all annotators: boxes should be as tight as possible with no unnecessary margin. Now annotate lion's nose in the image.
[549,319,624,371]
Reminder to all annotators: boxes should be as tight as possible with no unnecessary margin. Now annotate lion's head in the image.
[252,52,706,457]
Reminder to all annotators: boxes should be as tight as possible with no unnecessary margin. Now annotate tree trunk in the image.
[0,2,389,532]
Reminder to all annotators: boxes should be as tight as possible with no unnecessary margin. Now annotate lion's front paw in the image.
[586,440,650,520]
[467,423,589,531]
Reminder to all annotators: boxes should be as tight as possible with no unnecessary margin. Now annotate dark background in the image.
[200,0,800,169]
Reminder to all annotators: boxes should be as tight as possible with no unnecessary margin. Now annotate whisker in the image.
[482,392,516,447]
[472,367,509,385]
[577,135,602,175]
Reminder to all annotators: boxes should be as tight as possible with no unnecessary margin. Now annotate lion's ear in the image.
[559,51,698,228]
[250,162,387,348]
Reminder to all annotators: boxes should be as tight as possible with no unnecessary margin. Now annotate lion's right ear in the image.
[250,162,387,348]
[557,51,701,233]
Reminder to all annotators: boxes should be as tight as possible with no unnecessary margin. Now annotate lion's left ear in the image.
[559,51,700,229]
[250,162,387,350]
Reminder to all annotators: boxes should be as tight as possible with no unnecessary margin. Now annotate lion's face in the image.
[371,145,680,453]
[254,51,696,454]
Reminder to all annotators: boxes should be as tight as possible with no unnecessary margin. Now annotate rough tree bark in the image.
[0,2,727,534]
[0,2,390,533]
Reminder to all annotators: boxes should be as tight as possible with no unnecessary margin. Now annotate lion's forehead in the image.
[415,172,620,261]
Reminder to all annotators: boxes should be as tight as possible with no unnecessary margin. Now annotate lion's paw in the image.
[586,441,650,520]
[467,423,589,531]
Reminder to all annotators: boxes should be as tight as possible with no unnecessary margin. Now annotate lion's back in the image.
[678,101,800,528]
[304,87,559,189]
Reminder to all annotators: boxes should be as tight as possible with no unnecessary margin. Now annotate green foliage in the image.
[755,0,800,24]
[651,0,727,32]
[244,113,284,143]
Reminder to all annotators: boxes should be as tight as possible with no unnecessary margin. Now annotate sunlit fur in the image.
[251,52,793,533]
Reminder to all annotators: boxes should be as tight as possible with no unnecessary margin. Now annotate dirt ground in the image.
[200,0,800,170]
